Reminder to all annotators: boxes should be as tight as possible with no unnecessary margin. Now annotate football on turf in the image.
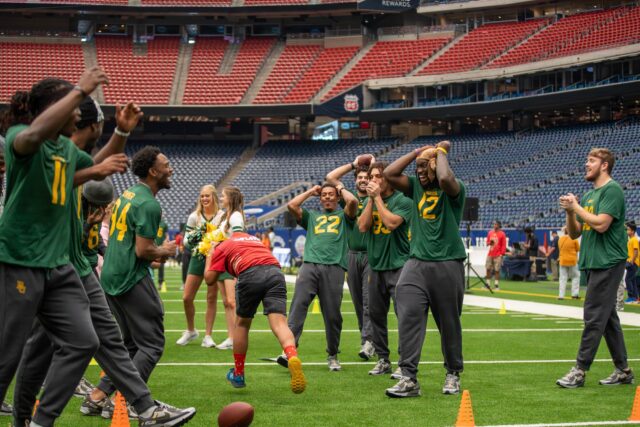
[217,402,254,427]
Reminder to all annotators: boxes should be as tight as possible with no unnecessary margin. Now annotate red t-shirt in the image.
[487,230,507,257]
[175,233,183,247]
[209,232,280,277]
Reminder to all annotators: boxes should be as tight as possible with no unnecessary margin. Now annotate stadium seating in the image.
[40,0,128,4]
[141,0,231,5]
[96,36,180,104]
[0,41,84,102]
[322,37,451,101]
[418,19,546,75]
[183,37,275,105]
[244,0,308,4]
[282,46,359,104]
[488,8,624,68]
[253,45,322,104]
[548,7,640,59]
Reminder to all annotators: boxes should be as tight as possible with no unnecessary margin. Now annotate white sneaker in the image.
[201,335,216,348]
[217,337,233,350]
[176,330,199,346]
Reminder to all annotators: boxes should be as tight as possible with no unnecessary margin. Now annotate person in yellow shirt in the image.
[558,226,581,300]
[625,221,639,303]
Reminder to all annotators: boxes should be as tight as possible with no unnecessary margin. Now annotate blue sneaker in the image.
[226,368,246,388]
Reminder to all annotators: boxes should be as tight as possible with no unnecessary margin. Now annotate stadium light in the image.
[80,36,87,42]
[188,38,195,44]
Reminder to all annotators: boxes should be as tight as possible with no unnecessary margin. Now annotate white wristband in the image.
[114,127,130,138]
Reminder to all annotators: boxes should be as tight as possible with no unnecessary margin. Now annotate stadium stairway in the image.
[312,41,373,102]
[242,40,287,104]
[408,32,465,76]
[81,40,104,103]
[215,145,260,189]
[170,42,193,105]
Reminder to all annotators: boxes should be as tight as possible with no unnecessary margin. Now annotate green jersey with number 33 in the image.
[300,208,351,270]
[101,183,162,296]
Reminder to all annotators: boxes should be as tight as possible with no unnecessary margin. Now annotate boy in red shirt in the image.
[204,232,306,394]
[486,221,507,290]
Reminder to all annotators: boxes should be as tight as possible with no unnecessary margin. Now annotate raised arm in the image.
[93,102,143,164]
[287,185,321,222]
[13,67,109,156]
[73,153,129,187]
[337,183,358,219]
[326,154,375,186]
[560,193,612,236]
[434,141,460,197]
[357,196,374,232]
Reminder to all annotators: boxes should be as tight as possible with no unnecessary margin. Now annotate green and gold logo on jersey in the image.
[16,280,26,295]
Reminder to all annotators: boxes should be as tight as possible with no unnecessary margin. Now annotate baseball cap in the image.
[77,97,104,129]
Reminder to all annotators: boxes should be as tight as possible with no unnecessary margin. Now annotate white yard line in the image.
[481,421,640,427]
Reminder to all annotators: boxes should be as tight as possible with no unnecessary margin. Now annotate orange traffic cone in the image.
[455,390,476,427]
[629,386,640,421]
[100,370,106,378]
[32,399,39,417]
[110,392,130,427]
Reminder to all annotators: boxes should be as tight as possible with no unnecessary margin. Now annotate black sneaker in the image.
[0,400,12,416]
[599,368,634,386]
[79,395,114,419]
[385,377,421,398]
[556,366,585,388]
[138,404,196,426]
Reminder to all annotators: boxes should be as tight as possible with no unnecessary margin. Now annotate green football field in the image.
[8,266,640,427]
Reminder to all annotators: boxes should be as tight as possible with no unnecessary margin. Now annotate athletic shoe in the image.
[138,404,196,427]
[179,284,184,291]
[494,286,500,291]
[80,395,114,419]
[1,400,12,416]
[217,337,233,350]
[385,377,421,398]
[74,377,95,398]
[276,354,289,368]
[176,330,199,346]
[442,372,461,395]
[599,368,634,385]
[369,359,392,376]
[571,296,581,300]
[288,356,306,394]
[390,367,403,380]
[226,368,246,388]
[201,335,216,348]
[327,355,341,372]
[358,341,375,361]
[556,366,585,388]
[127,404,139,420]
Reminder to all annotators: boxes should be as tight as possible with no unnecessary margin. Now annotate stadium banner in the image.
[358,0,418,12]
[315,86,363,118]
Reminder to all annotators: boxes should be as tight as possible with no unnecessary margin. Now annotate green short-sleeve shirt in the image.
[0,125,92,268]
[154,220,168,246]
[363,191,412,271]
[405,176,467,262]
[70,182,96,278]
[300,208,351,270]
[82,222,102,268]
[577,180,627,270]
[101,183,162,295]
[341,192,368,252]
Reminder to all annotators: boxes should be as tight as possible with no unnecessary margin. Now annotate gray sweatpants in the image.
[369,268,402,361]
[0,262,99,427]
[576,261,628,371]
[98,275,165,394]
[288,263,344,356]
[396,258,465,381]
[347,251,372,345]
[12,272,155,422]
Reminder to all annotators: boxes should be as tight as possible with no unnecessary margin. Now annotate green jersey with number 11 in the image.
[101,183,162,296]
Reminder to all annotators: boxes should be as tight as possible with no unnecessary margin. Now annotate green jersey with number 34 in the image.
[101,183,162,296]
[300,208,351,270]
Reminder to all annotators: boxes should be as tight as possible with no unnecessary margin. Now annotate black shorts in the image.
[235,265,287,318]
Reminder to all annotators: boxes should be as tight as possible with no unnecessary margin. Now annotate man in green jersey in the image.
[0,70,111,427]
[556,148,632,388]
[97,146,179,405]
[325,154,376,360]
[286,183,357,371]
[154,217,169,290]
[358,162,412,378]
[383,141,467,398]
